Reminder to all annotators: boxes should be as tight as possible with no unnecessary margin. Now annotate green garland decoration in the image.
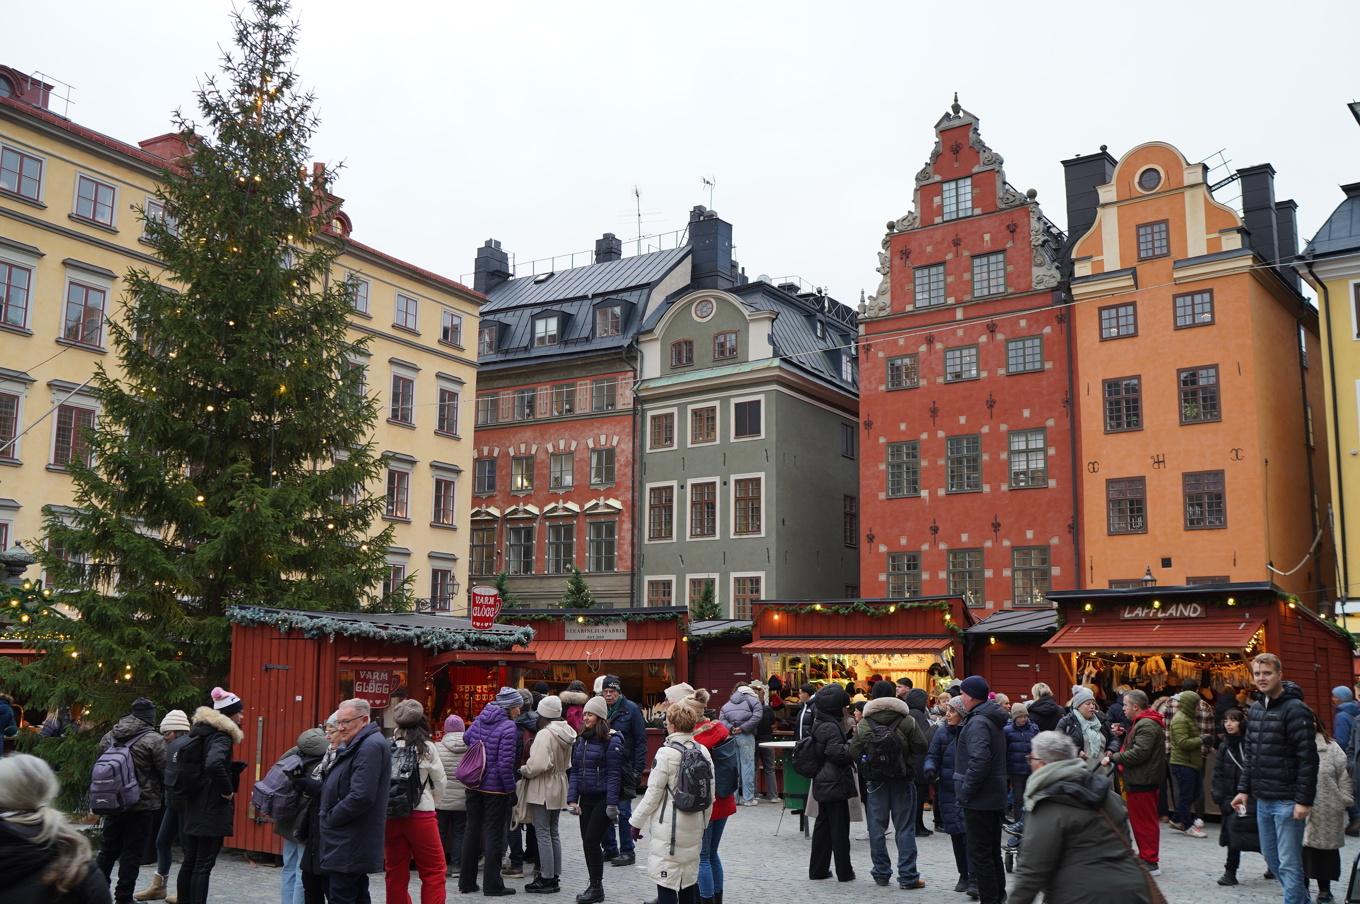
[502,611,686,625]
[2,578,63,626]
[773,600,953,618]
[227,605,535,652]
[684,623,753,651]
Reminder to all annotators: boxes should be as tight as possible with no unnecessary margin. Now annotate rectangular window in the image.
[972,251,1006,297]
[143,198,178,237]
[533,315,559,347]
[734,477,762,535]
[382,564,406,600]
[390,374,414,424]
[385,469,410,519]
[887,354,919,390]
[690,406,717,444]
[478,325,497,355]
[944,345,978,382]
[1137,221,1169,260]
[671,339,694,368]
[1106,477,1147,534]
[511,456,534,492]
[549,452,574,490]
[690,481,717,538]
[1006,336,1042,374]
[63,282,106,347]
[1186,575,1230,586]
[648,486,674,540]
[647,579,673,608]
[349,275,369,314]
[52,404,95,468]
[913,263,946,308]
[0,262,31,329]
[0,391,17,455]
[429,569,454,612]
[1174,290,1214,328]
[941,177,972,221]
[948,549,985,607]
[74,175,115,226]
[1008,428,1047,488]
[595,305,621,337]
[843,495,858,547]
[841,353,855,384]
[1012,547,1051,607]
[0,146,43,201]
[395,293,419,331]
[1103,376,1142,432]
[432,477,457,526]
[550,383,576,416]
[590,448,615,486]
[714,331,738,360]
[476,394,498,426]
[946,434,982,493]
[734,399,762,439]
[887,552,921,598]
[587,520,617,572]
[1178,365,1221,424]
[0,522,7,554]
[840,422,857,459]
[688,577,716,611]
[471,526,496,575]
[547,523,575,574]
[732,575,762,619]
[1099,303,1137,340]
[591,379,617,412]
[514,387,536,421]
[506,526,535,575]
[474,458,496,494]
[440,308,463,346]
[436,388,459,435]
[650,411,675,450]
[1184,470,1227,530]
[886,441,920,498]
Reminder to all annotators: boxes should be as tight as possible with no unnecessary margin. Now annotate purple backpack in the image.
[90,731,148,815]
[455,738,486,788]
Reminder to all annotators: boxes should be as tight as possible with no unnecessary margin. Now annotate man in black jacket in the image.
[1231,653,1319,904]
[807,684,855,882]
[96,697,166,904]
[956,675,1008,904]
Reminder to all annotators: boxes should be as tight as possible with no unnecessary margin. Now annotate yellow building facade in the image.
[0,68,481,613]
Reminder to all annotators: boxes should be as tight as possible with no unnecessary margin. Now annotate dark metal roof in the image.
[689,619,753,637]
[483,247,689,313]
[1303,184,1360,259]
[1046,582,1275,603]
[964,608,1058,635]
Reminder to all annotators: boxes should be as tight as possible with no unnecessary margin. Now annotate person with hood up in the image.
[273,727,329,904]
[599,676,646,867]
[561,682,589,735]
[459,688,523,897]
[717,683,761,807]
[1168,688,1212,837]
[1003,703,1038,824]
[805,683,856,882]
[925,696,971,894]
[518,695,577,894]
[436,715,469,879]
[1211,708,1260,887]
[1329,686,1360,835]
[385,699,448,904]
[1101,689,1167,876]
[1,753,112,904]
[1055,687,1117,767]
[135,709,191,903]
[1025,683,1063,733]
[903,688,935,837]
[95,697,167,904]
[176,688,246,904]
[1006,731,1156,904]
[1303,710,1352,904]
[849,681,927,889]
[955,675,1008,904]
[318,697,391,904]
[566,695,622,904]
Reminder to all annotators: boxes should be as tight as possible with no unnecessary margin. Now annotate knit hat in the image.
[567,680,587,694]
[664,682,696,704]
[160,709,191,733]
[584,696,609,720]
[602,675,623,692]
[1069,686,1095,710]
[210,687,243,717]
[393,698,425,728]
[443,714,465,733]
[1334,686,1355,702]
[537,695,563,720]
[296,727,328,758]
[532,681,550,696]
[947,696,968,716]
[960,675,990,701]
[131,697,156,727]
[1011,703,1029,718]
[494,687,523,710]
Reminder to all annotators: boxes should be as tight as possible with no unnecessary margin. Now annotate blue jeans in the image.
[1170,764,1201,827]
[281,838,304,904]
[1257,798,1309,904]
[734,732,756,803]
[602,798,635,857]
[866,780,919,885]
[698,815,727,897]
[155,806,179,876]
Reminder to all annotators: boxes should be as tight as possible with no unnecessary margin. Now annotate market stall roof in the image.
[1042,616,1265,653]
[527,638,676,662]
[689,619,753,637]
[1046,582,1275,603]
[226,605,535,652]
[742,637,953,654]
[964,609,1059,635]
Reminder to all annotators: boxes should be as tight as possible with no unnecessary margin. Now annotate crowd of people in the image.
[2,652,1358,904]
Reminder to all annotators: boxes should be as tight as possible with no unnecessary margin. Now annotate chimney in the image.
[1060,147,1117,245]
[594,232,622,263]
[1274,199,1301,291]
[474,239,511,294]
[688,206,733,290]
[0,66,53,109]
[1238,164,1280,270]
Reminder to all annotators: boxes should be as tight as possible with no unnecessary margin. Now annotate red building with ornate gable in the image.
[857,98,1078,613]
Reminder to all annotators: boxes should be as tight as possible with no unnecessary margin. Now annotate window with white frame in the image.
[514,387,536,421]
[689,405,717,445]
[733,476,762,536]
[385,468,410,520]
[587,520,616,571]
[732,574,762,619]
[689,480,717,539]
[348,274,369,314]
[732,398,762,440]
[390,373,414,424]
[595,305,621,337]
[479,324,498,355]
[648,485,674,541]
[550,451,574,490]
[551,383,576,416]
[590,448,615,486]
[142,198,178,238]
[591,378,617,412]
[382,562,407,600]
[476,395,498,426]
[714,331,738,360]
[687,576,716,611]
[74,175,116,227]
[429,567,455,611]
[0,391,18,459]
[436,387,459,435]
[432,476,457,526]
[913,264,946,308]
[0,520,8,552]
[63,281,106,346]
[647,578,674,608]
[1,261,32,329]
[1008,428,1047,488]
[649,410,675,450]
[534,315,560,347]
[441,308,463,346]
[0,145,43,201]
[941,177,972,221]
[395,293,419,331]
[841,352,855,383]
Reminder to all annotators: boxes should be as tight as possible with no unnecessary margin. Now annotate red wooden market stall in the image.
[964,608,1063,702]
[687,619,754,695]
[225,605,534,856]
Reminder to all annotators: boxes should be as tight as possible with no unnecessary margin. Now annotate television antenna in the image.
[633,186,643,255]
[701,176,716,209]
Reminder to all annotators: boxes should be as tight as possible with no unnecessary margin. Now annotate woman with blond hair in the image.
[1,753,111,904]
[1026,682,1063,733]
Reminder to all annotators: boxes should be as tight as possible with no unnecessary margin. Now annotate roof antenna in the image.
[633,186,642,255]
[702,175,716,210]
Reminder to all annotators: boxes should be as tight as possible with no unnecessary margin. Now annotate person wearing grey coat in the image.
[719,685,762,805]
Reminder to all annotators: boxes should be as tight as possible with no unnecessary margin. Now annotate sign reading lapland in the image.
[1120,602,1206,620]
[470,585,504,630]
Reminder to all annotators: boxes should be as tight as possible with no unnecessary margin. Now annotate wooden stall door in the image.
[690,646,752,696]
[986,650,1062,703]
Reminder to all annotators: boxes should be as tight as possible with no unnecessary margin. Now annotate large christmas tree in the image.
[0,0,398,720]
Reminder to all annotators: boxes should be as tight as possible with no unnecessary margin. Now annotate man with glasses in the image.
[318,698,391,904]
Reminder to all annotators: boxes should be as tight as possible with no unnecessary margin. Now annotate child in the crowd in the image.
[1003,703,1038,830]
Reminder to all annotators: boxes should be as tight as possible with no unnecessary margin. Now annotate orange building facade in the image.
[1068,142,1332,601]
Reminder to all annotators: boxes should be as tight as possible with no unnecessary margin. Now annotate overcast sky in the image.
[9,1,1360,303]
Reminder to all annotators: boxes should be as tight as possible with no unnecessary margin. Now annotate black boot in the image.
[714,893,722,904]
[527,879,560,895]
[1216,871,1238,886]
[575,884,604,904]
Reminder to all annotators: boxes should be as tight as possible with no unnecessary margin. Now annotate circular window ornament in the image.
[1136,167,1162,192]
[693,298,715,322]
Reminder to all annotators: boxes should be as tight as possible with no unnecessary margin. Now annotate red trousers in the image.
[1125,789,1160,866]
[385,809,447,904]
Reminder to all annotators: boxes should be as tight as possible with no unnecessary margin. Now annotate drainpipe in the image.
[628,343,641,609]
[1306,259,1348,613]
[1061,286,1083,591]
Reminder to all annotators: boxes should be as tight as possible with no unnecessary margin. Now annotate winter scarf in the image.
[1022,756,1090,812]
[1073,707,1106,761]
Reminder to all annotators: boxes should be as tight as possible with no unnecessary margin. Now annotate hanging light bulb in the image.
[195,494,205,503]
[205,404,215,412]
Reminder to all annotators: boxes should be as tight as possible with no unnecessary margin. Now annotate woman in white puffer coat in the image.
[629,692,714,904]
[435,714,468,878]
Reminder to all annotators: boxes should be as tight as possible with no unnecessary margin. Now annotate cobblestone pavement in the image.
[191,802,1348,904]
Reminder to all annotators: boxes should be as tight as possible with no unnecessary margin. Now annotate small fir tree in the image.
[560,566,595,609]
[691,580,720,620]
[494,571,520,610]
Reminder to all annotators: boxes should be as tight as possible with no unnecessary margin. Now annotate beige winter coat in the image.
[519,719,576,809]
[394,738,447,812]
[629,731,714,891]
[1304,734,1353,850]
[435,731,467,811]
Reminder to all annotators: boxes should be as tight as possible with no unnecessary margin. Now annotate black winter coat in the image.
[1212,732,1260,853]
[923,723,964,834]
[1026,696,1064,733]
[318,721,391,875]
[955,700,1009,811]
[905,689,935,784]
[2,817,112,904]
[1238,681,1320,806]
[177,707,244,837]
[809,686,856,803]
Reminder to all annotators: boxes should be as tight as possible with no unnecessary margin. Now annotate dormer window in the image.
[941,176,972,222]
[478,323,498,355]
[841,353,855,383]
[534,315,560,347]
[815,320,825,340]
[595,305,621,337]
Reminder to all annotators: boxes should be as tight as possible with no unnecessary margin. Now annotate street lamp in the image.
[1349,101,1360,128]
[1140,566,1156,588]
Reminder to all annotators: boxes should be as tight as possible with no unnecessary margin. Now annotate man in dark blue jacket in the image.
[599,675,645,866]
[319,698,391,904]
[955,675,1008,904]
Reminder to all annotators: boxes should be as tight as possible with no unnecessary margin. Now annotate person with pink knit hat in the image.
[436,714,469,878]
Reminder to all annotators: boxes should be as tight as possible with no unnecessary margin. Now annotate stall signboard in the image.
[1120,602,1205,620]
[446,665,500,723]
[470,586,503,630]
[353,668,395,707]
[564,622,629,641]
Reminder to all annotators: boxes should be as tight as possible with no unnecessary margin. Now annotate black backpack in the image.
[860,715,911,782]
[792,732,823,779]
[709,736,740,799]
[165,734,206,796]
[387,741,426,819]
[666,740,713,813]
